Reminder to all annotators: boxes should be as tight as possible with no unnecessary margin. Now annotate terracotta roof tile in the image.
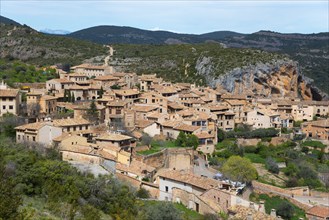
[306,205,329,218]
[159,170,221,190]
[0,89,19,97]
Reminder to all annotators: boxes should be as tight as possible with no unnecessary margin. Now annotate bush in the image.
[265,157,279,174]
[136,188,150,199]
[276,201,294,219]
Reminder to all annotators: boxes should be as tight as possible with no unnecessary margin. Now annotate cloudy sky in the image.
[1,0,328,34]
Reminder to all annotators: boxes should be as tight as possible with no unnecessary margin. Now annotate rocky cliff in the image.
[197,59,328,101]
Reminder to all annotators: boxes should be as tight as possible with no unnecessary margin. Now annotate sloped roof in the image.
[0,89,19,97]
[97,133,133,141]
[159,170,221,190]
[306,206,329,218]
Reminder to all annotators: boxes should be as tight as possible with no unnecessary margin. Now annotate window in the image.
[165,186,169,192]
[2,106,5,109]
[32,137,36,142]
[18,135,20,140]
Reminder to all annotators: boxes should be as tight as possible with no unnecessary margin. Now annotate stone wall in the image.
[252,181,312,210]
[252,181,309,196]
[135,147,194,170]
[62,151,101,164]
[237,138,261,147]
[141,182,160,199]
[172,188,219,215]
[166,148,194,171]
[201,188,232,213]
[116,172,141,188]
[142,150,166,168]
[309,190,329,198]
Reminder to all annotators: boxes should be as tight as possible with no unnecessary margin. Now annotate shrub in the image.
[265,157,279,174]
[276,201,294,219]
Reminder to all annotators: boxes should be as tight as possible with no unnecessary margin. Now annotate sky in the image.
[0,0,328,34]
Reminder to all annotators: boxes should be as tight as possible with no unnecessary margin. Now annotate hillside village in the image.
[0,58,329,220]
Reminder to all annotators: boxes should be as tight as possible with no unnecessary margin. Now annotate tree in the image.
[27,103,41,117]
[217,129,225,142]
[64,89,69,102]
[141,133,152,146]
[276,201,294,219]
[175,131,187,147]
[265,157,279,174]
[99,86,104,98]
[186,134,199,149]
[71,92,75,103]
[135,188,150,199]
[67,91,72,103]
[221,156,258,183]
[85,101,98,123]
[144,202,182,220]
[0,165,22,219]
[0,113,25,138]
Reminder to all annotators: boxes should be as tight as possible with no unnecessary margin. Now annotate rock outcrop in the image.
[198,59,327,100]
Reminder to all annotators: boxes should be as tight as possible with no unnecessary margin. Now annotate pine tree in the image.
[64,90,68,102]
[67,91,72,103]
[86,100,98,123]
[71,93,75,103]
[99,86,104,98]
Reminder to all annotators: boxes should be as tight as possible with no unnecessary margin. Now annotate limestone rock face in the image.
[203,60,327,100]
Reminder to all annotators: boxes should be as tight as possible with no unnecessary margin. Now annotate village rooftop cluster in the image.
[0,61,328,219]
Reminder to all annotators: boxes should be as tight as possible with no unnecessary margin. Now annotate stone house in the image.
[135,120,161,137]
[0,89,20,116]
[224,99,247,124]
[305,205,329,220]
[132,104,159,121]
[113,89,139,101]
[302,119,329,140]
[71,64,112,77]
[46,78,74,94]
[139,92,168,114]
[96,132,136,151]
[246,108,281,129]
[157,170,223,201]
[116,160,156,181]
[15,122,62,145]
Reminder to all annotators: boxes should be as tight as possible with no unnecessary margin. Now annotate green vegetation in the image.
[0,59,58,87]
[0,24,107,66]
[301,140,326,149]
[225,127,279,139]
[175,131,199,149]
[250,193,305,220]
[112,43,285,85]
[138,140,177,155]
[221,156,258,183]
[244,153,266,164]
[0,135,213,220]
[141,201,206,220]
[213,127,329,189]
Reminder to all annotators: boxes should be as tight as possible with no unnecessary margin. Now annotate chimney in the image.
[246,212,253,220]
[258,201,265,213]
[249,202,255,210]
[270,209,276,218]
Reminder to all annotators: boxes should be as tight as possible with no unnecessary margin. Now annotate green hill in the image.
[0,23,108,66]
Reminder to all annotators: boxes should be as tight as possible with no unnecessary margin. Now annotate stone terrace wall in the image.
[252,181,311,210]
